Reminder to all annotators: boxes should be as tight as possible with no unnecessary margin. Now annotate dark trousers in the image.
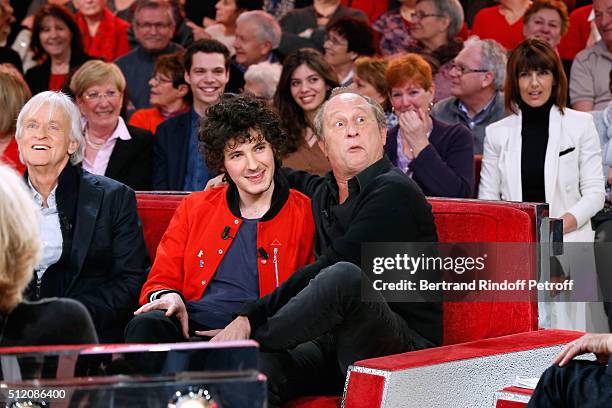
[255,262,421,407]
[527,360,612,408]
[125,310,213,343]
[594,218,612,331]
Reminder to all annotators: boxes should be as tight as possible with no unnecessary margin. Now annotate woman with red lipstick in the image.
[384,52,474,198]
[478,39,605,330]
[25,4,91,95]
[274,48,339,176]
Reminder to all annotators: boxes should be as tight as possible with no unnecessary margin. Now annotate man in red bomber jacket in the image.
[125,94,315,342]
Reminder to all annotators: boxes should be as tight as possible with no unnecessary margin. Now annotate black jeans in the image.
[527,360,612,408]
[594,217,612,331]
[255,262,422,406]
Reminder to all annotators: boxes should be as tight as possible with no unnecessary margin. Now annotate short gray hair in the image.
[313,88,386,141]
[244,62,282,100]
[237,10,281,49]
[465,36,507,91]
[0,164,40,313]
[419,0,464,39]
[16,91,85,165]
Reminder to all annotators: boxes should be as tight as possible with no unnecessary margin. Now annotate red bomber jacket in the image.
[139,182,315,305]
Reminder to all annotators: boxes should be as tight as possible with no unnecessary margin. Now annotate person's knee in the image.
[317,261,362,291]
[125,310,176,342]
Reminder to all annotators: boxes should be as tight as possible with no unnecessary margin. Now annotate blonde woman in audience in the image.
[479,39,605,330]
[0,164,98,347]
[274,48,338,176]
[70,60,153,191]
[522,0,569,50]
[243,61,282,103]
[0,68,31,173]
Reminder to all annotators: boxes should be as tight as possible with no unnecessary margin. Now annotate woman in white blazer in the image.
[479,39,604,242]
[478,39,606,331]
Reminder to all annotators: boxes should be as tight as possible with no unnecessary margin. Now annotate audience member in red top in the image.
[129,52,190,134]
[73,0,130,62]
[0,69,31,174]
[558,4,594,61]
[523,0,569,50]
[472,0,531,51]
[25,4,91,95]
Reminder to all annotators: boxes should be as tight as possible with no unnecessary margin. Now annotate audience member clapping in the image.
[408,0,465,101]
[0,69,31,173]
[570,0,612,112]
[243,61,282,102]
[15,91,150,342]
[129,52,190,134]
[70,60,153,191]
[385,52,474,198]
[431,37,508,154]
[275,48,338,175]
[323,16,377,87]
[25,4,91,95]
[0,164,98,347]
[350,56,396,129]
[73,0,130,62]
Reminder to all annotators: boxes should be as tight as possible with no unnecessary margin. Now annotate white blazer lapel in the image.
[544,107,563,204]
[505,112,523,201]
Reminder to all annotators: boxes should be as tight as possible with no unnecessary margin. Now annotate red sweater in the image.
[76,8,130,62]
[471,5,525,51]
[558,5,593,61]
[139,185,315,305]
[0,137,25,174]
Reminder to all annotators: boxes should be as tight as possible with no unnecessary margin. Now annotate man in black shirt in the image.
[200,89,441,406]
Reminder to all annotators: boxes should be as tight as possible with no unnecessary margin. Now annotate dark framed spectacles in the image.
[449,63,489,76]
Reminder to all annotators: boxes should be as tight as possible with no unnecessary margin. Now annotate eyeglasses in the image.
[83,90,121,101]
[449,63,489,76]
[150,75,174,86]
[134,21,173,31]
[324,34,348,48]
[411,12,444,21]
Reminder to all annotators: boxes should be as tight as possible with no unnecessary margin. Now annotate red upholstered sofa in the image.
[135,193,559,408]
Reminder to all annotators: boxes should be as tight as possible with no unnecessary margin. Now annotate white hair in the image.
[244,62,282,100]
[237,10,282,49]
[15,91,85,165]
[0,164,40,313]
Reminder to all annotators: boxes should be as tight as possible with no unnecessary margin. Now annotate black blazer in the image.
[30,165,150,342]
[24,53,92,95]
[106,125,153,191]
[0,298,98,347]
[152,109,191,190]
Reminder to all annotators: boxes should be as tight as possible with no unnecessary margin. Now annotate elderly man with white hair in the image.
[431,37,508,154]
[16,91,149,343]
[243,61,282,102]
[226,10,282,93]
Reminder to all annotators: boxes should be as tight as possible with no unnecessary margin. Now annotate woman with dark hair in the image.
[25,4,91,95]
[274,48,339,176]
[385,52,474,198]
[479,39,605,329]
[323,16,377,87]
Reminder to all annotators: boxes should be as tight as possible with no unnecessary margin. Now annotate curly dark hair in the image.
[199,93,286,175]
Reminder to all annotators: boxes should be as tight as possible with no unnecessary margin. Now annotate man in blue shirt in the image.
[152,39,230,191]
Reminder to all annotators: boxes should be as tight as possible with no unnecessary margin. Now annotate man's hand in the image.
[196,316,251,342]
[554,333,612,366]
[134,293,189,339]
